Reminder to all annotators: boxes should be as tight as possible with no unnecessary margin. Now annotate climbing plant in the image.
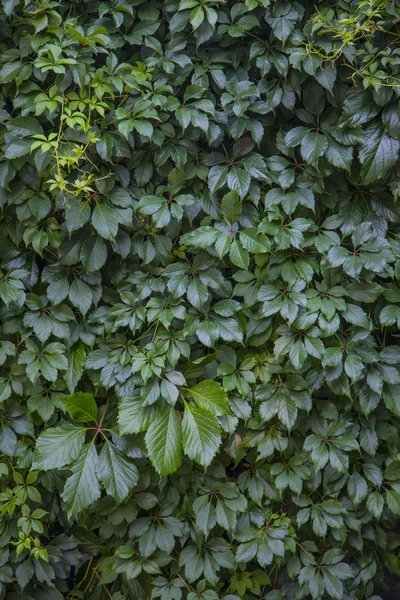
[0,0,400,598]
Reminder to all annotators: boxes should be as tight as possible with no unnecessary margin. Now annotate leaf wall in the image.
[0,0,400,599]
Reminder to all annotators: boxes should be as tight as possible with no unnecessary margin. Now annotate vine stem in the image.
[295,540,315,563]
[94,570,113,599]
[273,563,279,588]
[98,398,109,429]
[177,573,192,591]
[82,565,97,595]
[245,31,269,47]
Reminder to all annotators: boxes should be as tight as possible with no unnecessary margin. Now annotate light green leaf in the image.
[190,5,204,30]
[182,404,221,468]
[64,392,98,423]
[187,380,230,416]
[145,408,183,476]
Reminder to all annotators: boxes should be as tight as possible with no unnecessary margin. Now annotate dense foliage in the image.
[0,0,400,598]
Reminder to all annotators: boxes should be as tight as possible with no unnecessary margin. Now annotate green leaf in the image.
[4,139,32,159]
[339,90,379,127]
[216,498,236,531]
[359,122,400,185]
[64,343,86,393]
[227,167,251,199]
[133,120,153,138]
[187,278,209,308]
[32,424,86,471]
[289,340,307,370]
[6,116,42,136]
[386,489,400,515]
[2,0,20,16]
[277,393,298,431]
[0,61,22,83]
[145,408,183,476]
[2,0,400,589]
[236,538,258,563]
[348,472,368,505]
[190,5,204,30]
[64,392,98,423]
[239,228,270,253]
[230,239,249,269]
[367,491,384,518]
[92,203,119,240]
[61,442,101,516]
[344,353,364,382]
[80,236,107,272]
[220,190,241,224]
[193,495,217,535]
[0,425,17,456]
[98,441,139,503]
[69,278,92,315]
[182,404,221,468]
[325,140,353,172]
[180,226,219,248]
[300,131,328,166]
[208,165,228,193]
[118,397,158,435]
[187,380,230,416]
